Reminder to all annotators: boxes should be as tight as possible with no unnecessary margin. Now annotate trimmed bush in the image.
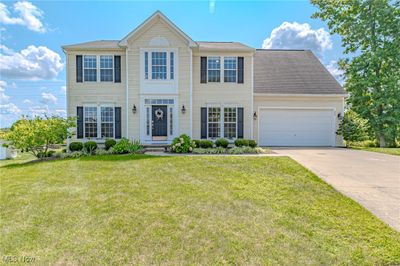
[69,141,83,152]
[83,141,97,154]
[37,150,56,158]
[170,134,196,153]
[193,140,201,148]
[192,147,226,154]
[199,140,214,149]
[228,146,257,154]
[113,138,131,154]
[215,138,229,148]
[248,140,257,148]
[234,139,249,147]
[105,139,117,150]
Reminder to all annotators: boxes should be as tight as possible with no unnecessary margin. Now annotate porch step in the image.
[143,144,169,153]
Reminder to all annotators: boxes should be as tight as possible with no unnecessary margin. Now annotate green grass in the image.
[351,146,400,156]
[1,155,399,265]
[0,152,36,167]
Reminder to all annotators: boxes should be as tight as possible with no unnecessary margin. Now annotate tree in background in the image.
[1,116,76,158]
[311,0,400,147]
[337,110,370,146]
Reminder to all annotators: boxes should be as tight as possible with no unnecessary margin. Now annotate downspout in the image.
[125,48,129,139]
[189,47,193,137]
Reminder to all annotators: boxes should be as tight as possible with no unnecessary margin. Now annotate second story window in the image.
[224,57,237,83]
[100,56,113,82]
[84,55,97,82]
[151,52,167,80]
[208,57,220,82]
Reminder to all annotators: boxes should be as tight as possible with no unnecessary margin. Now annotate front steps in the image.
[143,144,169,153]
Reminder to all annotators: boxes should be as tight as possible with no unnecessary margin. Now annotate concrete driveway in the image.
[272,147,400,231]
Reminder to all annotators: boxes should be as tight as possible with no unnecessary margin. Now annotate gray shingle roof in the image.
[254,49,345,95]
[196,41,254,52]
[62,40,121,50]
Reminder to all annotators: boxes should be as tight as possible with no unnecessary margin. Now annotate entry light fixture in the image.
[181,105,186,114]
[337,112,342,119]
[253,111,257,120]
[132,105,137,114]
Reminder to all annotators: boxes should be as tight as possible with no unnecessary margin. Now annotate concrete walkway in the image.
[272,147,400,231]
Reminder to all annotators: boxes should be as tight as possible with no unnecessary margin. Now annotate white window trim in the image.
[100,55,114,82]
[206,104,238,140]
[223,57,238,83]
[142,48,176,81]
[83,104,115,139]
[206,56,239,84]
[207,56,221,83]
[83,55,97,82]
[83,55,116,83]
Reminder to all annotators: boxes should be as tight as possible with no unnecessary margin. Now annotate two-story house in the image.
[62,11,346,147]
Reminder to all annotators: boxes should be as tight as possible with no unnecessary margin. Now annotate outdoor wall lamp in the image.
[132,105,137,114]
[181,105,186,114]
[337,112,342,119]
[253,111,257,120]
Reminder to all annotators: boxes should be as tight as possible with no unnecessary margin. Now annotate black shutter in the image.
[115,107,121,139]
[238,57,244,84]
[114,55,121,83]
[237,107,244,138]
[76,55,83,83]
[200,57,207,83]
[77,106,83,139]
[201,107,207,139]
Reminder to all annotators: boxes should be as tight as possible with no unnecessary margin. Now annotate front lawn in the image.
[1,155,399,264]
[351,146,400,156]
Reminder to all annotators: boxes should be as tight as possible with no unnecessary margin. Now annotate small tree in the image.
[2,116,76,158]
[336,110,370,146]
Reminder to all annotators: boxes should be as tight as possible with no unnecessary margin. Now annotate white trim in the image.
[250,55,254,139]
[205,104,239,140]
[254,93,348,97]
[125,49,129,138]
[189,48,193,138]
[257,106,336,147]
[119,11,196,47]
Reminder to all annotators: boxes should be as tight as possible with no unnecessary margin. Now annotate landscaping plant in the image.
[336,110,370,146]
[215,138,229,148]
[105,139,117,150]
[199,140,213,149]
[170,134,196,153]
[69,142,83,152]
[83,141,98,154]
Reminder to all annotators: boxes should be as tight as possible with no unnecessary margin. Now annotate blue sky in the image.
[0,0,344,127]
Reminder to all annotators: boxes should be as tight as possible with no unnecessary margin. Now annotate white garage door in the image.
[259,108,334,146]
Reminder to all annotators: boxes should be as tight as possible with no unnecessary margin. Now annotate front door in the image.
[152,105,168,140]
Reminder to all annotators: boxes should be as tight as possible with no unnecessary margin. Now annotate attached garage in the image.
[253,49,347,147]
[258,108,335,146]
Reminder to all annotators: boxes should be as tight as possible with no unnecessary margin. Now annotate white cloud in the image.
[60,85,66,94]
[0,1,46,33]
[326,60,344,84]
[0,45,64,80]
[40,92,57,104]
[0,81,10,103]
[29,105,49,116]
[0,103,21,114]
[262,22,332,57]
[23,99,32,104]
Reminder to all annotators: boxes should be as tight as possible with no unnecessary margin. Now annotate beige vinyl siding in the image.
[253,95,344,146]
[125,17,191,139]
[192,52,254,140]
[66,50,126,141]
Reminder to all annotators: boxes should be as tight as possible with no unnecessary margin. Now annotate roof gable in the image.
[119,11,196,47]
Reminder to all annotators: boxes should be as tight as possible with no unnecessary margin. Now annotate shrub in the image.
[83,141,97,154]
[113,138,131,154]
[105,139,117,150]
[95,148,114,155]
[215,138,229,148]
[234,139,249,147]
[193,140,201,148]
[171,134,196,153]
[128,139,143,154]
[336,110,369,146]
[37,150,56,158]
[69,142,83,152]
[60,151,85,159]
[192,147,227,154]
[248,140,257,148]
[199,140,214,149]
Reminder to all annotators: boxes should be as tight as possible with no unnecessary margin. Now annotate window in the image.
[151,52,167,80]
[84,106,97,138]
[224,57,237,83]
[145,52,149,79]
[170,52,174,80]
[208,57,221,82]
[101,107,114,138]
[100,56,113,82]
[84,56,97,82]
[207,107,221,138]
[224,107,237,139]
